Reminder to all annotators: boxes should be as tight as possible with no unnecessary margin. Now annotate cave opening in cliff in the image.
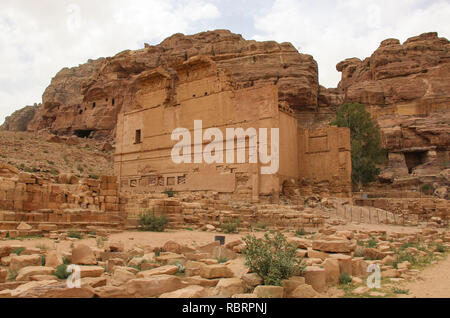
[74,130,94,138]
[404,151,428,174]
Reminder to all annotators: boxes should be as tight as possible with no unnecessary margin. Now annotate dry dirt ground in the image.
[399,254,450,298]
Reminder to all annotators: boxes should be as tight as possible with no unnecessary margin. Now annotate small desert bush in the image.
[11,247,25,255]
[217,256,228,264]
[242,232,304,286]
[392,287,409,295]
[163,188,176,198]
[339,272,352,285]
[40,255,46,266]
[67,231,82,239]
[7,269,18,281]
[421,184,433,195]
[175,262,185,274]
[295,228,306,237]
[254,222,268,230]
[54,264,71,279]
[220,219,240,234]
[138,210,169,232]
[436,244,447,253]
[354,246,365,258]
[366,238,378,248]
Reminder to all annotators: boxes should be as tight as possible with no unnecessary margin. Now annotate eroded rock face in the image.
[0,105,39,132]
[336,32,450,187]
[11,30,319,137]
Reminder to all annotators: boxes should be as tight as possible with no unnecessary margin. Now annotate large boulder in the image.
[16,266,55,281]
[136,265,178,278]
[199,264,234,279]
[322,258,340,285]
[254,286,284,298]
[303,266,326,293]
[10,255,42,272]
[212,278,245,297]
[159,285,207,298]
[10,280,95,298]
[312,240,353,253]
[290,284,321,298]
[71,244,97,265]
[111,267,136,286]
[125,275,184,298]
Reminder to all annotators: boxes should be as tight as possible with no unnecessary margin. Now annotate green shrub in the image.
[11,247,25,255]
[54,264,71,279]
[67,231,82,239]
[354,246,365,258]
[242,233,304,286]
[392,287,409,295]
[421,184,433,195]
[138,210,169,232]
[254,222,268,230]
[62,256,71,265]
[217,256,228,264]
[295,228,306,237]
[220,219,240,234]
[366,238,378,248]
[175,262,185,274]
[339,272,352,285]
[88,174,99,180]
[40,255,46,266]
[7,269,18,281]
[155,248,162,257]
[163,188,176,198]
[436,244,447,253]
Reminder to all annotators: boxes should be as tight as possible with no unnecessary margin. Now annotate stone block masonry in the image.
[0,165,127,236]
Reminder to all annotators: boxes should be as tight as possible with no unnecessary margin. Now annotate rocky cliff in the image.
[336,32,449,195]
[0,105,39,132]
[1,30,320,137]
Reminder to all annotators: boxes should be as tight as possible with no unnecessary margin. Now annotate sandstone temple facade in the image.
[114,56,351,202]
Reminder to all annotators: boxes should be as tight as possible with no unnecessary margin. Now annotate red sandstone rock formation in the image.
[0,105,39,132]
[336,32,450,191]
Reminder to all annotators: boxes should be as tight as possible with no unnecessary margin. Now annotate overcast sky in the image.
[1,0,449,125]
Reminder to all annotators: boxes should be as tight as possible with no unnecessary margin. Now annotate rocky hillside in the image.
[1,30,323,137]
[0,131,113,179]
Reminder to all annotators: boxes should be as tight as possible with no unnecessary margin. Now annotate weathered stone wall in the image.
[296,126,352,197]
[353,197,449,225]
[0,167,127,233]
[123,193,326,230]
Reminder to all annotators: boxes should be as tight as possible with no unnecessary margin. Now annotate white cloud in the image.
[253,0,450,88]
[0,0,221,125]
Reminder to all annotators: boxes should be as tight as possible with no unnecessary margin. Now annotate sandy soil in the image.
[400,254,450,298]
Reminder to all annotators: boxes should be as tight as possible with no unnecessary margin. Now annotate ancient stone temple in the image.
[114,56,351,202]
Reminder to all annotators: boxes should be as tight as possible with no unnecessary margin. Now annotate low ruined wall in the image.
[124,193,325,230]
[0,170,127,231]
[354,197,449,225]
